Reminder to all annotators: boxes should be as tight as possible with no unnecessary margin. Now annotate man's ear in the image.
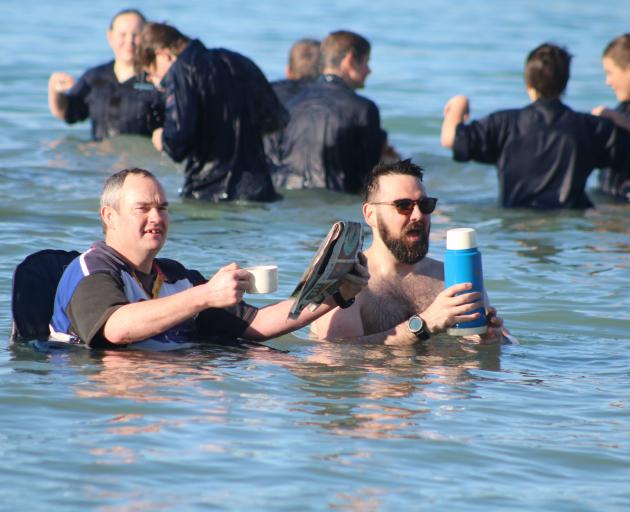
[101,205,116,231]
[106,30,114,51]
[339,51,355,74]
[363,202,377,228]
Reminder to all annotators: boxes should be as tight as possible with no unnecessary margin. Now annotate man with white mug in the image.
[50,168,368,350]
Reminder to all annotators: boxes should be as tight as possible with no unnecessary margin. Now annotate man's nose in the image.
[409,202,423,221]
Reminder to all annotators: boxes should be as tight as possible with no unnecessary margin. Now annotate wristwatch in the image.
[332,290,355,309]
[408,314,430,340]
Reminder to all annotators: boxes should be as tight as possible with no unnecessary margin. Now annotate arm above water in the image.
[313,282,485,346]
[441,95,470,148]
[592,106,630,131]
[244,261,370,341]
[48,72,75,120]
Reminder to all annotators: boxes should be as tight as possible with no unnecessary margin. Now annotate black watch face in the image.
[408,316,423,333]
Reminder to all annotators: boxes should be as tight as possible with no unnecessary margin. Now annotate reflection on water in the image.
[2,0,630,509]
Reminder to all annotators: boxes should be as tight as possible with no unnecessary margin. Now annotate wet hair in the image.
[135,22,190,71]
[109,8,146,30]
[362,159,424,202]
[603,34,630,69]
[320,30,370,71]
[524,43,572,99]
[288,38,321,79]
[100,168,159,233]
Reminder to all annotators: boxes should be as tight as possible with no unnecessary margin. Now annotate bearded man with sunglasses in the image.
[312,159,508,345]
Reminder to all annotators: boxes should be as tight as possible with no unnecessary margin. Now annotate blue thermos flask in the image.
[444,228,487,336]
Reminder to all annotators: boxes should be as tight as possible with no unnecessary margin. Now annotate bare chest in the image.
[359,274,444,334]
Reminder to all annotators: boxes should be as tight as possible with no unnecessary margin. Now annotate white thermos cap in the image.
[446,227,477,250]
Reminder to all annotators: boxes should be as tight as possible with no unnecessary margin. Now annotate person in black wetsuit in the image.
[47,9,163,141]
[441,43,630,209]
[270,30,399,193]
[591,34,630,202]
[271,38,321,106]
[135,22,288,202]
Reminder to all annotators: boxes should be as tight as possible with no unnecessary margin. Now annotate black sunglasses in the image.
[370,197,438,215]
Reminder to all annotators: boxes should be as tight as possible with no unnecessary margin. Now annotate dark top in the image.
[598,101,630,201]
[51,241,257,349]
[269,74,385,193]
[453,98,630,208]
[271,78,314,106]
[64,61,164,141]
[161,40,288,202]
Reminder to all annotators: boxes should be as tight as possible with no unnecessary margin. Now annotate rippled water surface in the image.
[1,1,629,510]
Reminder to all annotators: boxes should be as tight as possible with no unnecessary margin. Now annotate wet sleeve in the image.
[196,302,259,339]
[453,114,502,164]
[63,71,91,124]
[590,116,630,171]
[66,272,128,346]
[161,70,199,162]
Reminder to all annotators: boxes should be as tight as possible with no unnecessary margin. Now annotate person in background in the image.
[270,30,398,193]
[47,9,163,141]
[312,159,510,345]
[592,33,630,202]
[272,38,321,105]
[135,22,288,202]
[51,168,368,350]
[441,43,630,209]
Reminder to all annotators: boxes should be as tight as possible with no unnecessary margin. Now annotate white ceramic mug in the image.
[245,265,279,294]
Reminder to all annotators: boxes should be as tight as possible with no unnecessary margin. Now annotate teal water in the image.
[1,1,629,510]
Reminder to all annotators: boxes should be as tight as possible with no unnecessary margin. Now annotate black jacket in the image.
[161,40,288,201]
[270,74,385,193]
[597,101,630,201]
[453,98,630,208]
[64,61,164,141]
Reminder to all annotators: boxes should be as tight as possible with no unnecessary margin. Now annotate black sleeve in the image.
[453,114,502,164]
[590,115,630,171]
[63,71,91,124]
[196,302,258,340]
[66,272,128,346]
[245,57,289,135]
[162,68,199,163]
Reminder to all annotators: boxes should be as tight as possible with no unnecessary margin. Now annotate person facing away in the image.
[270,30,398,193]
[50,168,368,351]
[591,33,630,202]
[312,159,510,345]
[135,22,288,202]
[47,9,164,141]
[441,43,630,209]
[272,38,321,105]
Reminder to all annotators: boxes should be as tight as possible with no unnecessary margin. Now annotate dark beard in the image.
[378,218,430,264]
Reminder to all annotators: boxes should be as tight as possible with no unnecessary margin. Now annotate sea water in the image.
[1,1,629,510]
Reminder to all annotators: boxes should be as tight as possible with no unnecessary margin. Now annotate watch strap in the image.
[332,290,355,309]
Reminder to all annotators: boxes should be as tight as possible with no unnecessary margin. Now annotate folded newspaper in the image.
[288,221,363,319]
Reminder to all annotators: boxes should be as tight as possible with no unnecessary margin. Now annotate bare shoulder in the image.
[416,256,444,280]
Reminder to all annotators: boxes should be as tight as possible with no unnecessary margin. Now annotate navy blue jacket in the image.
[64,61,164,141]
[269,74,385,193]
[453,98,630,208]
[161,40,288,201]
[597,101,630,201]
